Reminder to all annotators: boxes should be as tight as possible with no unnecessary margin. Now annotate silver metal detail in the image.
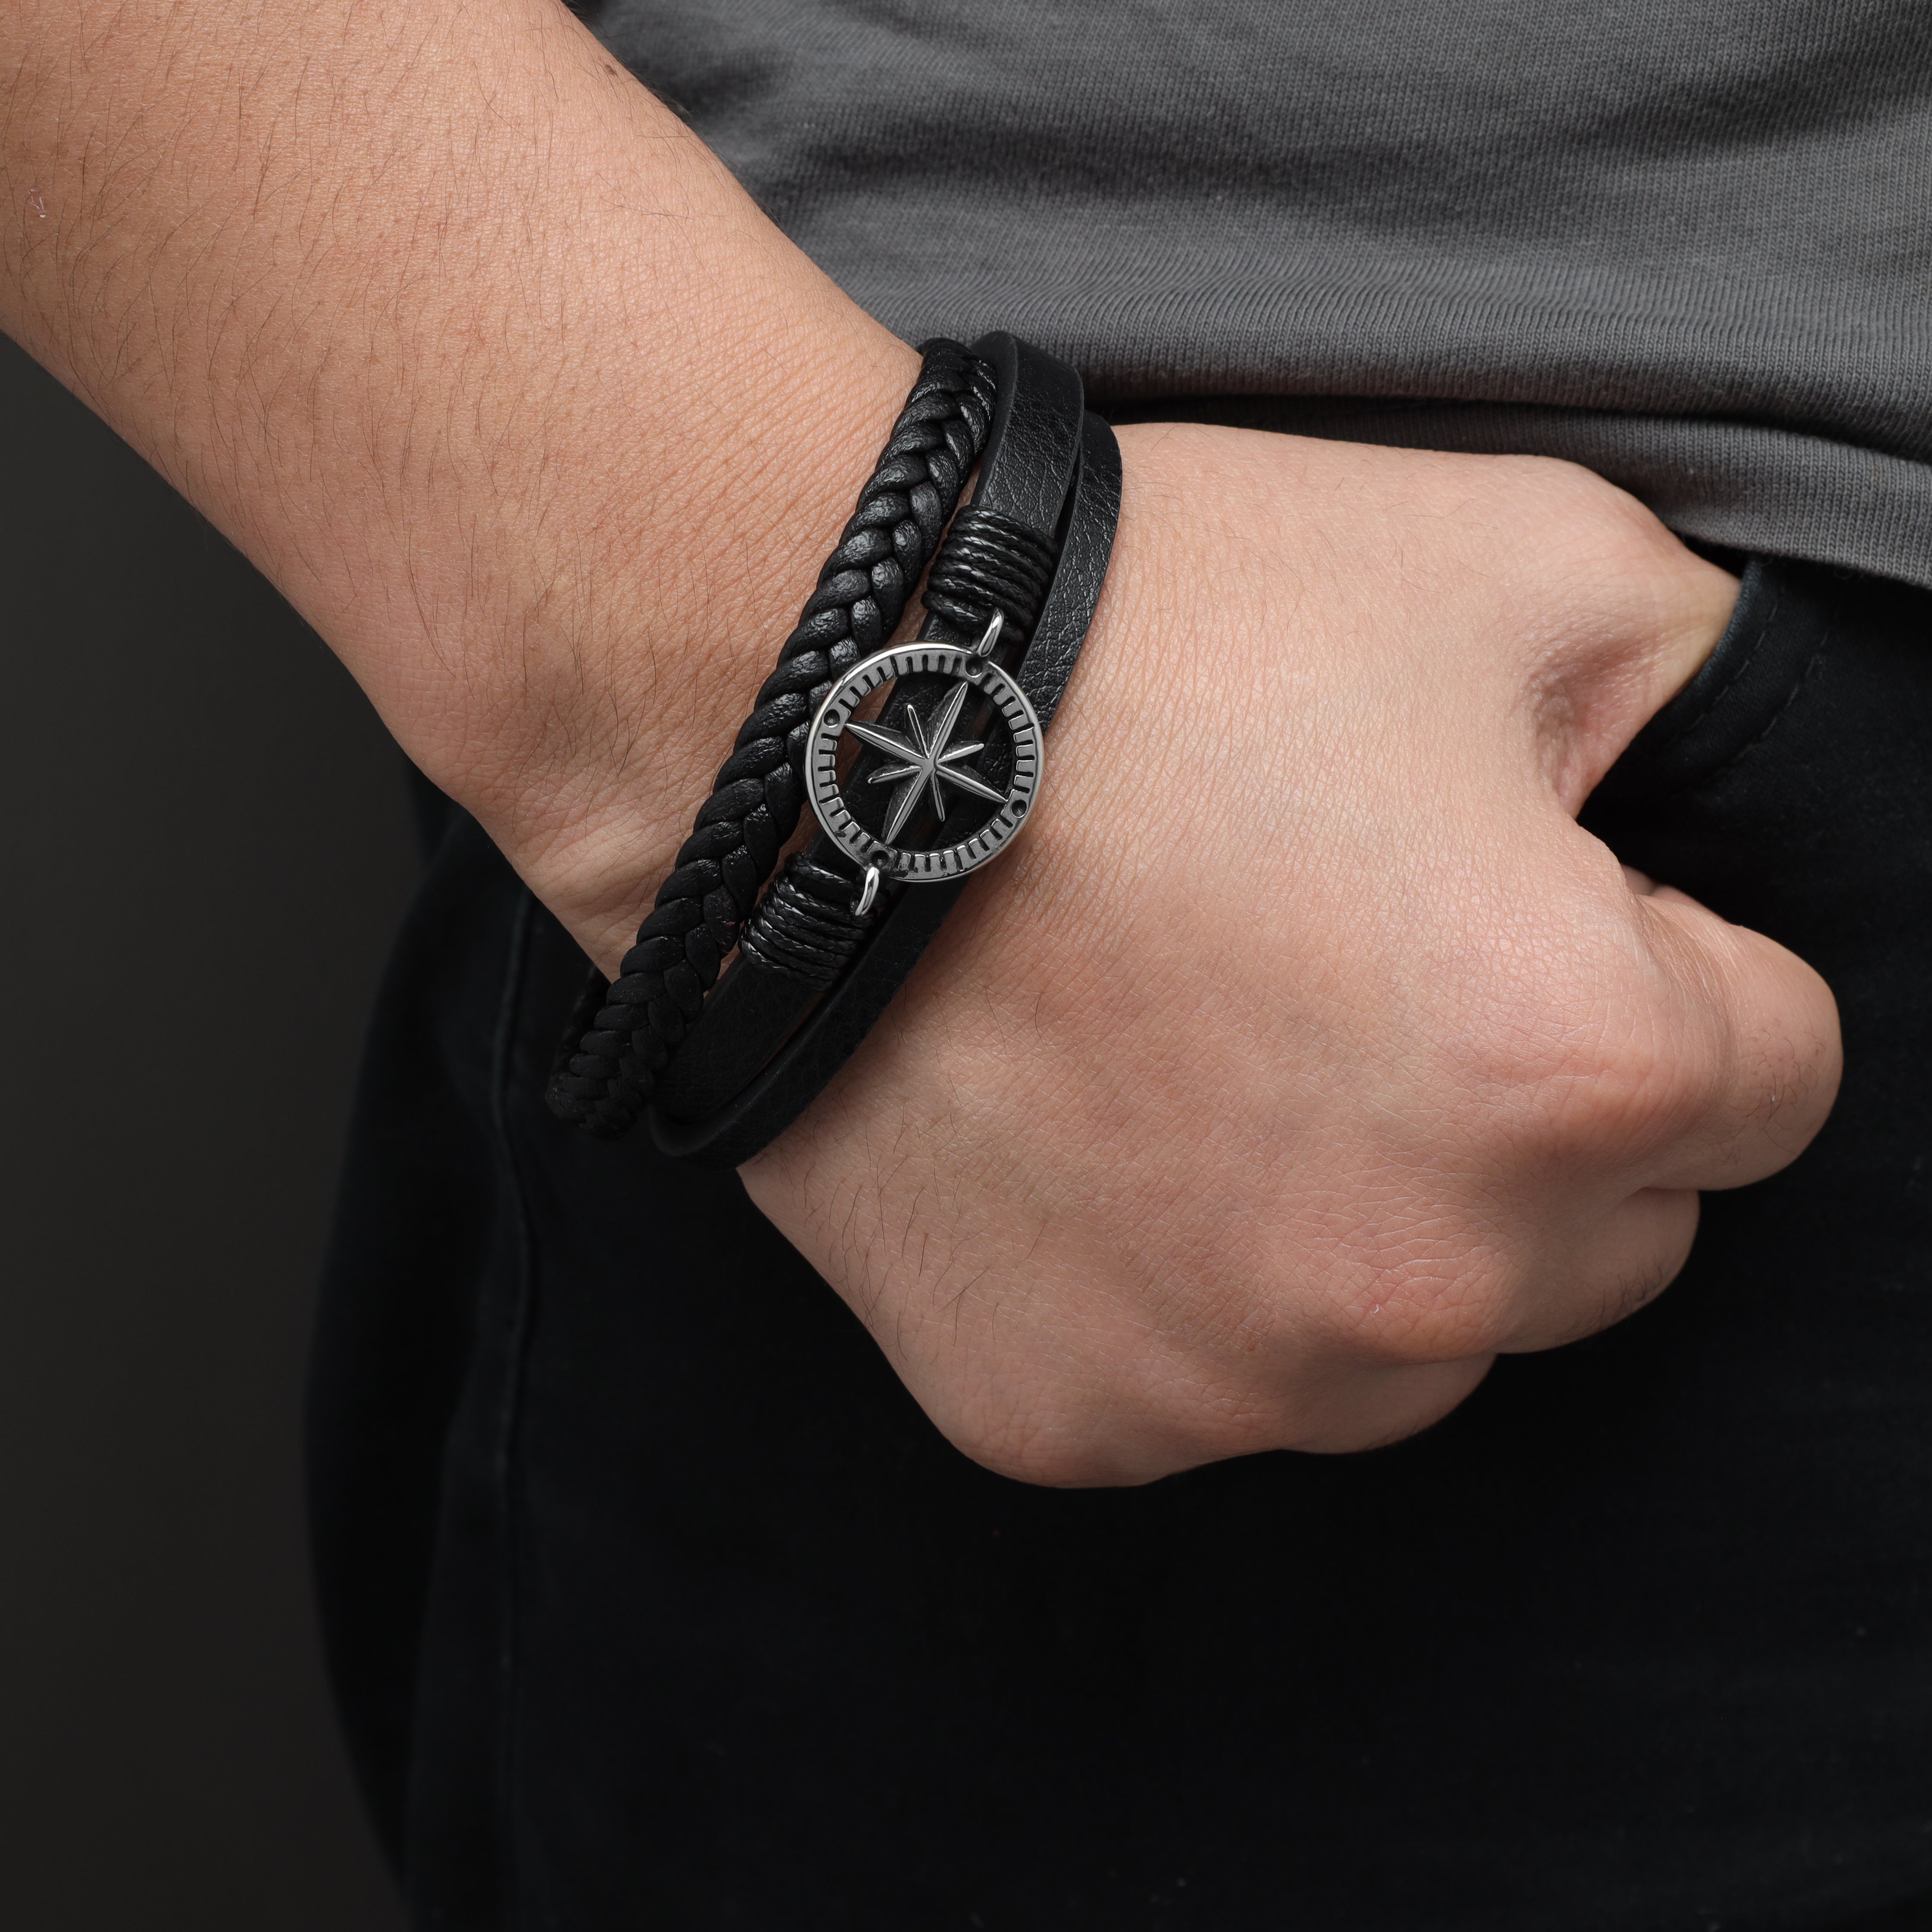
[854,864,882,918]
[806,644,1043,885]
[970,607,1006,658]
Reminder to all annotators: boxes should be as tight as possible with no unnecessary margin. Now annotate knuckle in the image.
[1328,1233,1522,1366]
[1544,1006,1724,1160]
[1504,456,1675,569]
[1493,461,1717,670]
[1459,965,1721,1167]
[1274,1188,1522,1367]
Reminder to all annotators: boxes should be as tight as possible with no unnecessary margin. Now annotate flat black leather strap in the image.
[649,407,1122,1167]
[543,340,996,1138]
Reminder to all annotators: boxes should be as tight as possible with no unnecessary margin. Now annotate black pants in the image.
[311,558,1932,1931]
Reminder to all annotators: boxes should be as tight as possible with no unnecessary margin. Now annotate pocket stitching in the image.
[1693,627,1832,789]
[1651,584,1783,749]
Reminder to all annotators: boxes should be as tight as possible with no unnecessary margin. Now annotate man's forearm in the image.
[1,0,915,962]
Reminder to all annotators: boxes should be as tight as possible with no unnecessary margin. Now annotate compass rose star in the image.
[842,679,1008,845]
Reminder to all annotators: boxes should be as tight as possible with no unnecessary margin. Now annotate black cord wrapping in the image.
[545,340,998,1138]
[736,856,872,989]
[921,505,1059,645]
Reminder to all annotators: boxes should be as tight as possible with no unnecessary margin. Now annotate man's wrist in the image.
[475,331,927,980]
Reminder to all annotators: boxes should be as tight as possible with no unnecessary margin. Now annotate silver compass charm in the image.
[806,644,1043,886]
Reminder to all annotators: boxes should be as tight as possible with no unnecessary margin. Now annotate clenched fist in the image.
[742,426,1840,1484]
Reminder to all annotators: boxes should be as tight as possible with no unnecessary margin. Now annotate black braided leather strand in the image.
[545,340,997,1137]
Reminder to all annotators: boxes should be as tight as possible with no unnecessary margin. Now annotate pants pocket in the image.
[1589,556,1830,813]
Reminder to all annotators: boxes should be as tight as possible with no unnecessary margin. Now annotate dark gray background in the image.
[1,331,413,1930]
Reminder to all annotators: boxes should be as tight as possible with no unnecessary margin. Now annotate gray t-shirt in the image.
[588,0,1932,588]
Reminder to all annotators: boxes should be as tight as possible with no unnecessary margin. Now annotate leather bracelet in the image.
[545,340,998,1138]
[648,340,1121,1166]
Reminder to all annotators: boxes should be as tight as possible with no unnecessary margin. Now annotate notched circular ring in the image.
[807,644,1043,883]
